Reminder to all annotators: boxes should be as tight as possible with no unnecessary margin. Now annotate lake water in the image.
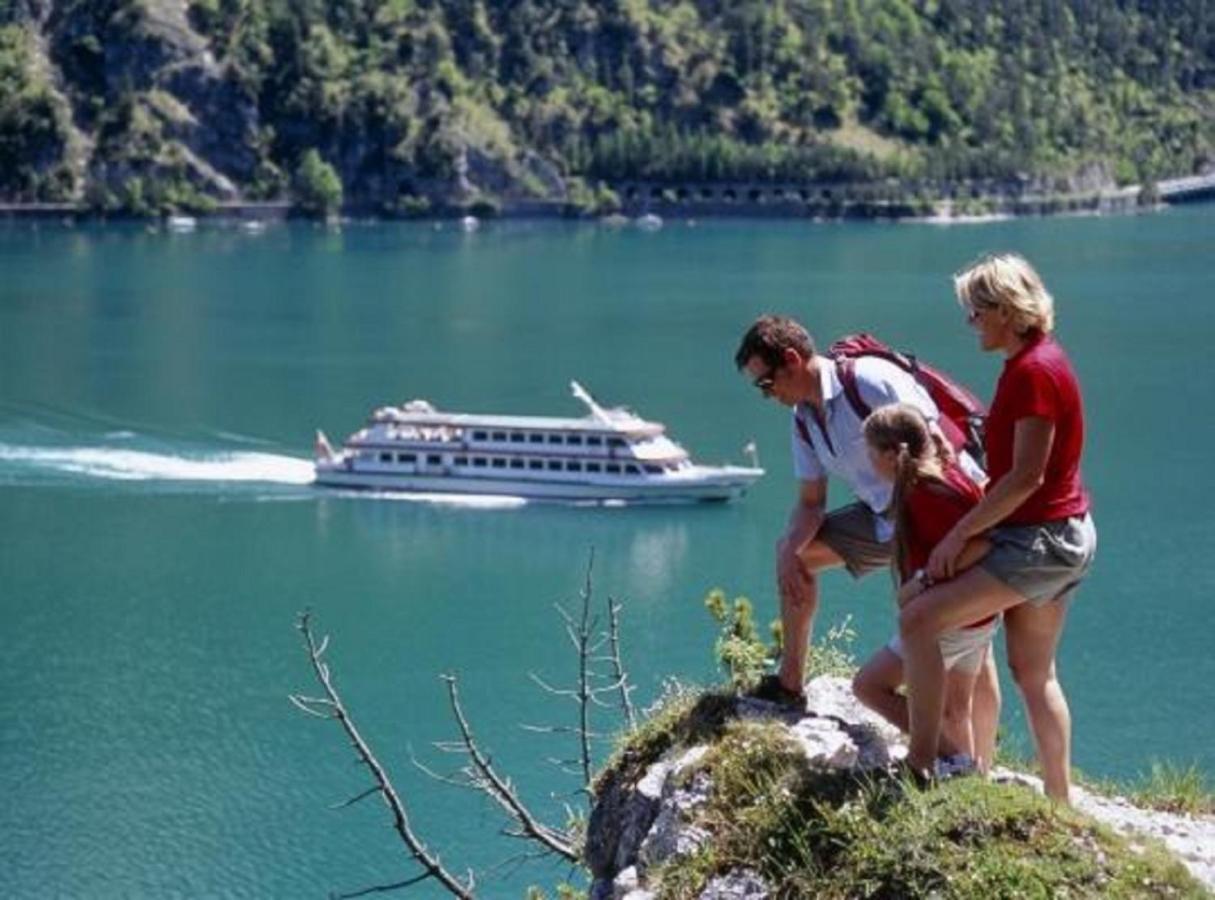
[1,207,1213,897]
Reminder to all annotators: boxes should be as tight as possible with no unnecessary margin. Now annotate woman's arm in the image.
[926,416,1055,579]
[898,536,992,606]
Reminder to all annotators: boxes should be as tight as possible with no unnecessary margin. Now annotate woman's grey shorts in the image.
[887,615,999,674]
[980,512,1097,606]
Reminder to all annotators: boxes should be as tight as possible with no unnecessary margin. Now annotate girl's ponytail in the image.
[891,442,915,579]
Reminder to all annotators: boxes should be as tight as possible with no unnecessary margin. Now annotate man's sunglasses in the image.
[752,368,778,395]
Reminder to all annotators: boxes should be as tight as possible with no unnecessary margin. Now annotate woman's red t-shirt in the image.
[902,466,995,629]
[984,334,1090,525]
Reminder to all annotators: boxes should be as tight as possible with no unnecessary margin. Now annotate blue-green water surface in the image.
[1,208,1213,897]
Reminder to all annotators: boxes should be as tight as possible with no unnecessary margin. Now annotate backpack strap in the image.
[836,356,873,422]
[793,409,813,447]
[794,405,836,455]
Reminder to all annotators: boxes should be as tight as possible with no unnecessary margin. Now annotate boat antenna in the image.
[743,440,760,469]
[570,381,611,423]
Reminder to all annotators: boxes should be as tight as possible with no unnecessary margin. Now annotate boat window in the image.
[608,437,626,448]
[547,460,562,471]
[644,465,662,474]
[491,431,506,441]
[587,462,602,473]
[491,458,506,468]
[606,463,621,474]
[567,435,583,445]
[473,458,488,468]
[587,436,603,446]
[626,464,640,474]
[528,433,544,443]
[547,434,563,444]
[454,456,468,466]
[397,453,416,463]
[427,455,442,465]
[509,432,525,443]
[509,458,524,469]
[379,452,392,463]
[528,459,543,470]
[472,431,487,441]
[566,461,582,472]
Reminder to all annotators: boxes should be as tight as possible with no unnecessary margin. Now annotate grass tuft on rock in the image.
[637,718,1206,899]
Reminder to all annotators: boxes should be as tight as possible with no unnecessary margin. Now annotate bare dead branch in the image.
[408,752,468,789]
[289,694,336,719]
[294,612,474,899]
[606,596,638,730]
[519,724,581,735]
[573,552,595,791]
[439,674,578,862]
[528,672,579,698]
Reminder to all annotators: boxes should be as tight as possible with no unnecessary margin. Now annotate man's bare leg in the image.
[778,540,844,692]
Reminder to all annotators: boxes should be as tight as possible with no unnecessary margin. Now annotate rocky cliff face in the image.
[585,676,1215,899]
[0,1,566,210]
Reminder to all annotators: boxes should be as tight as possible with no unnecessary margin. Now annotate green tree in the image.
[293,148,343,217]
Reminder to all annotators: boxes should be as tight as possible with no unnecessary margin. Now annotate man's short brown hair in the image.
[734,315,816,370]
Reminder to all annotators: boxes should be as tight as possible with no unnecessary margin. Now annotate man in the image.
[734,314,1000,768]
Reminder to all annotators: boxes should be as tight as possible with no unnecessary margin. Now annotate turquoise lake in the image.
[1,207,1213,897]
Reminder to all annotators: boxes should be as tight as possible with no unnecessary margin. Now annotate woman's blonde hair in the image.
[863,404,951,580]
[954,253,1055,335]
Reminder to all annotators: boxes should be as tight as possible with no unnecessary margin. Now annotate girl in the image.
[852,403,999,771]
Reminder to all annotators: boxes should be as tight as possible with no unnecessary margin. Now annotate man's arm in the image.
[777,477,828,604]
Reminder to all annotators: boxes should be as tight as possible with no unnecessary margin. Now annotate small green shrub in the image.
[704,589,775,690]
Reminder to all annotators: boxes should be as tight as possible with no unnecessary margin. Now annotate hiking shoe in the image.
[746,674,807,708]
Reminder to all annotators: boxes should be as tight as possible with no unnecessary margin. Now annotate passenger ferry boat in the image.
[313,382,763,503]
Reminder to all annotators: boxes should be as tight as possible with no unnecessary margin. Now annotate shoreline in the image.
[0,179,1209,226]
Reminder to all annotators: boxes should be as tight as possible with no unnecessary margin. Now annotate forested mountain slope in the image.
[1,0,1211,213]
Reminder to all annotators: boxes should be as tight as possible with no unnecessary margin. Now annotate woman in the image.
[852,403,999,772]
[898,253,1096,802]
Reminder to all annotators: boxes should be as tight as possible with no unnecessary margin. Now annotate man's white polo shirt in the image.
[790,355,978,543]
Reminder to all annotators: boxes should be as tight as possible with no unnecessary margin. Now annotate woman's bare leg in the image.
[900,568,1025,773]
[1004,598,1072,802]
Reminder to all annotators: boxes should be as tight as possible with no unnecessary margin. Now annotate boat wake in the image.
[0,422,316,495]
[0,444,316,484]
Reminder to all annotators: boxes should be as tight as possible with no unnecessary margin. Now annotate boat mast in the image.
[570,381,612,424]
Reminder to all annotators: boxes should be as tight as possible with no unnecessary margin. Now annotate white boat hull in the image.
[313,463,761,503]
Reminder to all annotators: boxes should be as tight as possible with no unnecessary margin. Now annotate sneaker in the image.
[745,674,807,708]
[934,753,978,780]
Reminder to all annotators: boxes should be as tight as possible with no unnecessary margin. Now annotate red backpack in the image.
[794,333,986,464]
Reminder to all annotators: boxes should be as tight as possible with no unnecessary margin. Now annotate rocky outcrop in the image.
[586,675,1215,899]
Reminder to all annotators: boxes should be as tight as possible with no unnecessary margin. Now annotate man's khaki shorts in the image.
[815,502,893,578]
